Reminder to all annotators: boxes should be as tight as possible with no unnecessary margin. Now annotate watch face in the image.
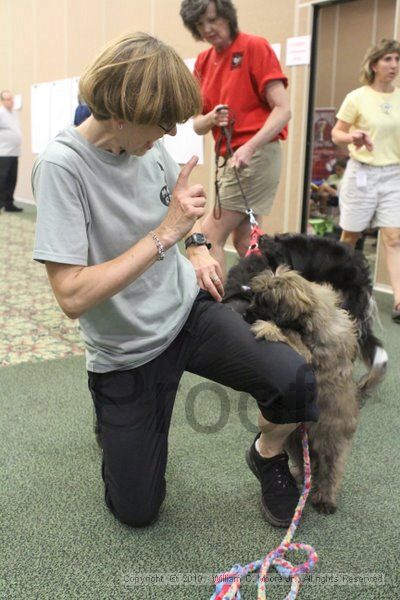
[194,233,206,243]
[185,233,210,249]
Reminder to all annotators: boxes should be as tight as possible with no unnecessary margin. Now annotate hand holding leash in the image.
[230,142,255,169]
[212,104,229,129]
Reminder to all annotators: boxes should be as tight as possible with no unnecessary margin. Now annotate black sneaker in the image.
[246,435,300,528]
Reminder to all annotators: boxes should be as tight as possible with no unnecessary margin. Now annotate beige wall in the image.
[1,0,399,292]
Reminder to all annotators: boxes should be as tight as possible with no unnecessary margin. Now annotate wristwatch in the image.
[184,233,212,250]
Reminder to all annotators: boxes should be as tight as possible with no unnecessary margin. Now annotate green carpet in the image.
[1,291,399,599]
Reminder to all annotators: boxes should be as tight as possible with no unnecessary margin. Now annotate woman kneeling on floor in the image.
[32,32,318,528]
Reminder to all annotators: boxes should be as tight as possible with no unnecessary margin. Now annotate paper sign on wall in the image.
[271,43,281,61]
[184,57,196,73]
[163,120,204,165]
[163,57,204,165]
[31,77,82,154]
[14,94,22,110]
[286,35,311,66]
[70,77,80,118]
[50,79,74,139]
[31,82,51,154]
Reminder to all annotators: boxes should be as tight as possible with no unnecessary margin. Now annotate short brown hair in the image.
[79,31,202,124]
[180,0,238,41]
[360,38,400,85]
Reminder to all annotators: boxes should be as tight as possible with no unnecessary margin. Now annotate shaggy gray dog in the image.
[247,266,372,515]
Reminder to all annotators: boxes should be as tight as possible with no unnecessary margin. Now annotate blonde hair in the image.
[79,31,202,124]
[360,38,400,85]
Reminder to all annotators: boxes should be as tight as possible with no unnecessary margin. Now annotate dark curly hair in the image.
[180,0,239,42]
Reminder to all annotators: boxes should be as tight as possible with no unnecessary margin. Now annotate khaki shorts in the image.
[339,158,400,231]
[218,141,282,215]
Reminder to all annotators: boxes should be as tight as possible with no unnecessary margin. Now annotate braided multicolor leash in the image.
[210,425,318,600]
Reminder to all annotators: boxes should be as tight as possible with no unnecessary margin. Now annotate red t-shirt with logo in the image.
[194,32,288,156]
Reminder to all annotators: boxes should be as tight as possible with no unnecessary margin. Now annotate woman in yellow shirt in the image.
[332,39,400,322]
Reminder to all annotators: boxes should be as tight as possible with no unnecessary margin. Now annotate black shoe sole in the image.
[245,448,292,528]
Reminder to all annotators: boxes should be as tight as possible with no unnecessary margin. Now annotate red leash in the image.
[246,223,264,256]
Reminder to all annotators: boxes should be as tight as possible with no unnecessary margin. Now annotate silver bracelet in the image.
[148,231,165,261]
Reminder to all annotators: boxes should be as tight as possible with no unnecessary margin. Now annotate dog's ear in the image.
[285,284,315,314]
[275,264,295,277]
[250,269,274,293]
[275,264,291,276]
[275,269,315,316]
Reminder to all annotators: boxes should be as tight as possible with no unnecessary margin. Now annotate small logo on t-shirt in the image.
[160,185,171,206]
[380,101,392,114]
[156,161,171,206]
[231,52,243,69]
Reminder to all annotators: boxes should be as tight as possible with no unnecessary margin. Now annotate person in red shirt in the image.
[180,0,291,277]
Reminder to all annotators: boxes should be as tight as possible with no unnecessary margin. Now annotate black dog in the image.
[224,233,387,393]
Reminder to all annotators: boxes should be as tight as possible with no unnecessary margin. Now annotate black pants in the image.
[0,156,18,209]
[88,291,318,527]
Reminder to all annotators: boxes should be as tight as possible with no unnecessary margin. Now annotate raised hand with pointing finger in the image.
[157,156,224,302]
[156,156,207,248]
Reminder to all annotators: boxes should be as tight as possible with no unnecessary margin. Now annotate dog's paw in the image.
[251,320,287,342]
[311,494,337,514]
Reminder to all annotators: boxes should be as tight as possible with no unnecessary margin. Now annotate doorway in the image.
[302,0,397,268]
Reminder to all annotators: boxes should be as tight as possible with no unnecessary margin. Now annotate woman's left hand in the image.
[230,143,255,169]
[186,246,224,301]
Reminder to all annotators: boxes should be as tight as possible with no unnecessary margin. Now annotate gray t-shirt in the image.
[0,106,22,156]
[32,127,199,372]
